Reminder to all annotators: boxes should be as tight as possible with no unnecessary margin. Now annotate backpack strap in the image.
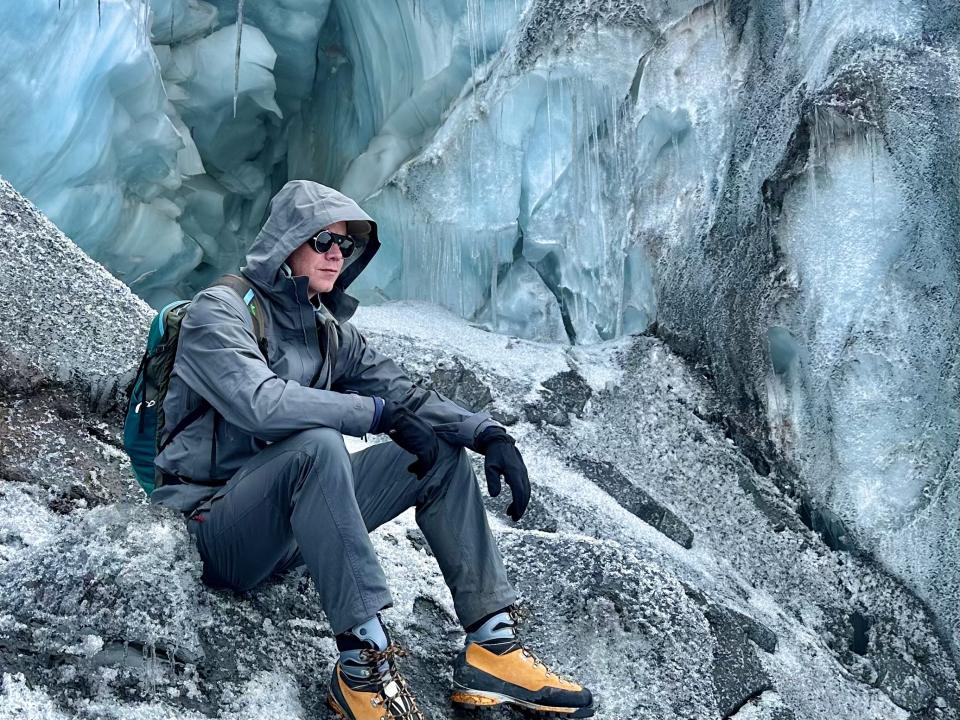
[158,276,269,471]
[157,401,209,453]
[213,274,267,354]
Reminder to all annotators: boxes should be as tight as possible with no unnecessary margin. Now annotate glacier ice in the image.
[4,174,959,717]
[627,0,960,658]
[1,0,960,666]
[0,0,301,306]
[0,0,185,305]
[485,258,567,342]
[346,25,657,343]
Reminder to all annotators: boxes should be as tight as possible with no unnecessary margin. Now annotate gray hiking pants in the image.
[186,427,517,634]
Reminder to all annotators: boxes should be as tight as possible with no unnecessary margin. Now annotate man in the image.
[151,180,594,719]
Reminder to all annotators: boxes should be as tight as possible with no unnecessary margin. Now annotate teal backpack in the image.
[123,275,266,495]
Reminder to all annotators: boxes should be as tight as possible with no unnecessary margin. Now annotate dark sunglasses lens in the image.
[311,232,331,253]
[312,231,356,257]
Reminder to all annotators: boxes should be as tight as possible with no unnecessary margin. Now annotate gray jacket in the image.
[153,180,497,513]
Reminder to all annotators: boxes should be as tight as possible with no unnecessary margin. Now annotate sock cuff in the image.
[465,610,515,646]
[336,614,390,653]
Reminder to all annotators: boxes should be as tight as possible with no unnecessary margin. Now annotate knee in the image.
[430,439,474,485]
[415,440,478,506]
[289,427,350,464]
[283,428,353,495]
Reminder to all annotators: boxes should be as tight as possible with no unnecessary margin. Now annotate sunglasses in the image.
[309,229,358,258]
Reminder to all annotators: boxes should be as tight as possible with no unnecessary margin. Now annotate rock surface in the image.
[1,180,958,718]
[0,178,150,410]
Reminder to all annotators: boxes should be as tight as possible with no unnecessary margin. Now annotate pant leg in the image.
[187,427,393,635]
[349,438,517,628]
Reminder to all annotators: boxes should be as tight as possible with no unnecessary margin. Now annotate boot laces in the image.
[507,606,562,681]
[351,644,426,720]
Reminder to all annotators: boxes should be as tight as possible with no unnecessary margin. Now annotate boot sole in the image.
[452,688,595,718]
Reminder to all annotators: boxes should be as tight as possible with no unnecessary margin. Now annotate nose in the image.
[325,242,343,261]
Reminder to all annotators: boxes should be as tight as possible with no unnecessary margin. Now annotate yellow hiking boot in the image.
[328,615,427,720]
[451,609,594,717]
[327,644,427,720]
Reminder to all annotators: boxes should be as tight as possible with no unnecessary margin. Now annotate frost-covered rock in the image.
[0,393,136,510]
[355,307,960,720]
[0,504,208,680]
[0,177,151,408]
[498,532,717,719]
[2,4,955,662]
[340,0,960,662]
[2,157,959,718]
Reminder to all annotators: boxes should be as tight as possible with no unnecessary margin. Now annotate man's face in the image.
[286,220,347,296]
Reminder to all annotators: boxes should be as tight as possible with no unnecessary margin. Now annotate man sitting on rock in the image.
[151,180,594,719]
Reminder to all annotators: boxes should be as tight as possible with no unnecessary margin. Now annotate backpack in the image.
[122,275,266,496]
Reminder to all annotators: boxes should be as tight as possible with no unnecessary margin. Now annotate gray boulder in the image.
[1,178,958,720]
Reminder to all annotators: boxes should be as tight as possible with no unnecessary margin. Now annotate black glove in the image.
[373,399,439,480]
[475,426,530,521]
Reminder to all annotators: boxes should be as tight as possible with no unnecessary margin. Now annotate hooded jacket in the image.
[152,180,497,514]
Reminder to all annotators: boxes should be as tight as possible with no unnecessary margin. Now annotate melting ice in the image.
[1,0,959,659]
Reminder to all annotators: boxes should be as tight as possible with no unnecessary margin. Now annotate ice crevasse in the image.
[1,0,960,659]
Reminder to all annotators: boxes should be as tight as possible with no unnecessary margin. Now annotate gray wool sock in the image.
[339,616,391,686]
[465,610,516,650]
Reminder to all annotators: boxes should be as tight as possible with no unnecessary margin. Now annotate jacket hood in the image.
[241,180,380,321]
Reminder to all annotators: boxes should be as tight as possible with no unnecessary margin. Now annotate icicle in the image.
[610,94,618,158]
[98,0,102,27]
[491,248,499,331]
[465,0,489,105]
[233,0,245,119]
[868,130,877,234]
[139,0,152,47]
[479,0,488,69]
[568,83,580,308]
[467,0,478,97]
[808,107,819,207]
[547,72,556,185]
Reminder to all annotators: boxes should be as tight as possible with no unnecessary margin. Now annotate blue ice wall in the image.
[0,0,959,656]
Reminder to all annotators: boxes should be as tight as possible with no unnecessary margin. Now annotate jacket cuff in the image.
[475,423,515,453]
[370,396,385,433]
[471,418,504,451]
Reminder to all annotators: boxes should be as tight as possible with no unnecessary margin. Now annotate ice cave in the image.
[0,1,959,718]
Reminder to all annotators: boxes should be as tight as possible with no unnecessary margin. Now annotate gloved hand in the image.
[475,426,530,521]
[372,399,439,479]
